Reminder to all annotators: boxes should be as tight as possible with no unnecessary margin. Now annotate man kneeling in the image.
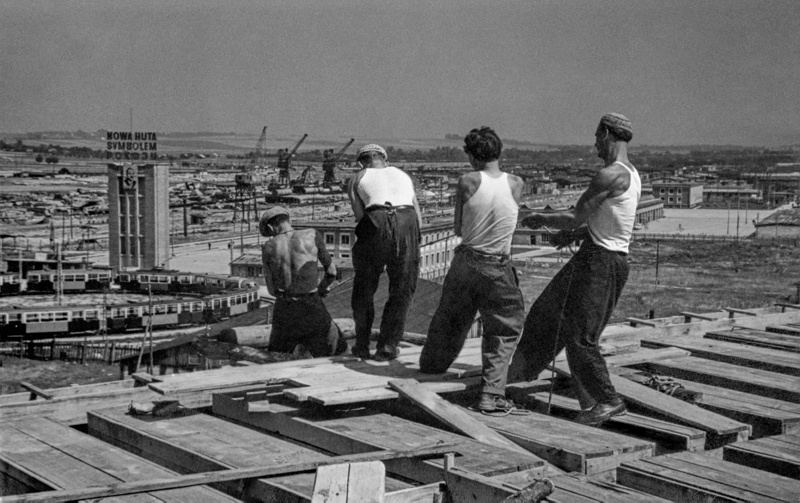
[260,206,347,357]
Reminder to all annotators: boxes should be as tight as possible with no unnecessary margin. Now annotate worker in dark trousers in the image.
[347,144,422,361]
[509,113,641,426]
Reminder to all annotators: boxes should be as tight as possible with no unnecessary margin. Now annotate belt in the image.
[275,291,318,299]
[455,244,510,262]
[365,204,415,213]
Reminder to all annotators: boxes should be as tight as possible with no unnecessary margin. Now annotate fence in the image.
[634,233,800,246]
[0,338,141,364]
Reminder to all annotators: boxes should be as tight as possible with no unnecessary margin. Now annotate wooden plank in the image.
[725,306,759,317]
[618,452,800,502]
[3,416,235,502]
[18,382,53,400]
[626,317,658,328]
[459,406,654,476]
[307,376,483,406]
[604,346,691,371]
[680,311,718,322]
[724,434,800,480]
[659,378,800,439]
[546,473,671,502]
[705,327,800,353]
[641,336,800,376]
[210,392,545,483]
[311,461,385,503]
[767,324,800,336]
[551,360,750,442]
[387,378,531,456]
[526,391,707,453]
[640,356,800,404]
[0,443,456,503]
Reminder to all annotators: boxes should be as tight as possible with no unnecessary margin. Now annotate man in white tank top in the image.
[420,127,527,414]
[509,113,641,426]
[347,144,422,362]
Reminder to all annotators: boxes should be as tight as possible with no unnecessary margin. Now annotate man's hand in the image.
[318,287,330,298]
[551,229,576,249]
[521,213,546,229]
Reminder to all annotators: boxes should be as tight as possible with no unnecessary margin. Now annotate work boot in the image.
[351,345,371,359]
[578,398,626,426]
[371,347,400,362]
[478,393,515,413]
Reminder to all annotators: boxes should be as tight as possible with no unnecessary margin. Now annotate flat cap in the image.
[357,144,387,160]
[259,205,290,236]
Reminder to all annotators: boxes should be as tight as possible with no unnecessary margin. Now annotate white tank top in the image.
[461,172,518,255]
[587,162,641,254]
[356,166,415,208]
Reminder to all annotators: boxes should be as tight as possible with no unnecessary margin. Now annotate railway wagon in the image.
[118,271,250,295]
[26,270,113,293]
[0,287,261,341]
[0,273,21,295]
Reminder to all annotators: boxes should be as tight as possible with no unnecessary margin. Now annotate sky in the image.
[1,0,799,146]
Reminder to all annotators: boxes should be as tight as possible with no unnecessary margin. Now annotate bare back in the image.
[261,229,332,295]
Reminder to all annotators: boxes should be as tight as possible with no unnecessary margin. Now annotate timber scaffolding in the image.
[2,307,800,501]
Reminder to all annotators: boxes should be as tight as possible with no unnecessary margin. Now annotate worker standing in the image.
[419,127,526,414]
[509,113,641,426]
[347,144,422,361]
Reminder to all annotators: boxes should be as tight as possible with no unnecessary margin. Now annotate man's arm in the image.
[261,244,277,296]
[521,168,626,231]
[453,175,469,236]
[412,193,423,230]
[346,172,366,222]
[314,231,337,295]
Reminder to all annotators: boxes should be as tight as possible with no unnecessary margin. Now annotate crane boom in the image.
[332,138,355,162]
[252,126,268,163]
[287,133,309,158]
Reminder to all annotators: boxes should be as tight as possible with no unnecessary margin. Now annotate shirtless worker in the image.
[509,113,641,426]
[260,205,347,357]
[420,127,526,414]
[347,144,422,361]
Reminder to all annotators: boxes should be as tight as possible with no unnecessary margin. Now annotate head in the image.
[463,127,502,165]
[595,113,632,159]
[356,144,388,168]
[259,205,290,237]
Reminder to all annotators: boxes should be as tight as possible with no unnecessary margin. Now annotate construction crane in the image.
[323,138,355,187]
[251,126,268,167]
[275,133,308,186]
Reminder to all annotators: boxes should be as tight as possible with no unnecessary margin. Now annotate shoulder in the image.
[458,171,481,189]
[593,163,631,192]
[506,173,524,188]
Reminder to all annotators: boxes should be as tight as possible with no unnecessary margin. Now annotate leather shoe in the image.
[351,345,371,359]
[578,399,626,426]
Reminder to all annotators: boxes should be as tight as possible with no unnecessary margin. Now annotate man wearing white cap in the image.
[509,113,641,426]
[347,144,422,361]
[260,205,346,357]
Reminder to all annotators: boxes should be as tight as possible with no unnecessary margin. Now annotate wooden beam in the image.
[550,361,750,443]
[724,307,759,318]
[388,378,531,456]
[19,382,52,401]
[680,311,718,322]
[0,444,458,503]
[775,303,800,312]
[626,317,658,328]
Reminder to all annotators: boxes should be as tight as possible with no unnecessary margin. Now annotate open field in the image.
[518,239,800,323]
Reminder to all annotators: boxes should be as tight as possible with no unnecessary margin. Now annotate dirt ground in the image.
[0,358,120,395]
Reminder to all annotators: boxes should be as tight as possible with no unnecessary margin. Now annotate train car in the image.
[0,281,261,341]
[26,269,113,293]
[21,308,72,338]
[0,273,21,295]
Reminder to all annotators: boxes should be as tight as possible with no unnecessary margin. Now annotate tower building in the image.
[107,163,170,271]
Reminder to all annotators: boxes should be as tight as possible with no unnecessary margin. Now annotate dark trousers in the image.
[270,296,347,357]
[508,239,628,404]
[351,207,420,355]
[420,247,525,396]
